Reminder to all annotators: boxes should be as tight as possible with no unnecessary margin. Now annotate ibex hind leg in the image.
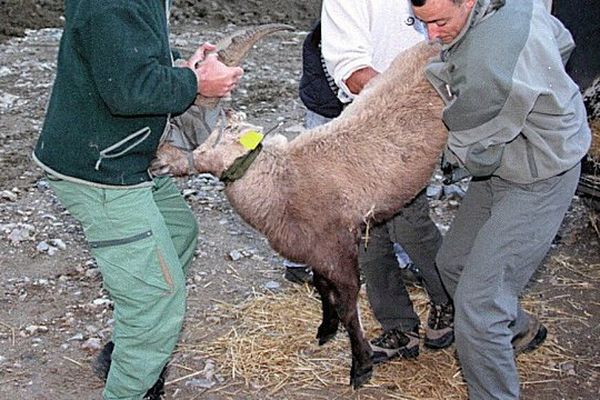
[329,261,373,389]
[337,285,373,389]
[313,271,340,345]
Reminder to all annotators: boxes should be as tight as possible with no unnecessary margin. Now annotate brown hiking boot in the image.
[370,327,420,364]
[424,302,455,349]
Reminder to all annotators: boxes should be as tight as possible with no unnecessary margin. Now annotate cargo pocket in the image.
[89,230,175,296]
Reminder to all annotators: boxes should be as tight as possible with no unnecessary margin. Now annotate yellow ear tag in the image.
[239,130,264,151]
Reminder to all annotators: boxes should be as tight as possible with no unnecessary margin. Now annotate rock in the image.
[228,249,243,261]
[67,333,83,342]
[7,224,36,245]
[81,338,103,351]
[1,190,18,201]
[85,325,99,334]
[85,268,100,279]
[92,298,113,307]
[49,238,66,250]
[264,280,280,290]
[36,180,50,191]
[185,378,216,389]
[24,325,48,335]
[444,184,466,199]
[448,199,461,208]
[36,241,50,252]
[185,359,217,389]
[182,188,197,197]
[560,361,577,376]
[0,66,12,77]
[0,92,19,110]
[426,184,443,200]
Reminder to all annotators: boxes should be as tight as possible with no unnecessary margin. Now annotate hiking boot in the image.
[93,341,168,399]
[512,315,548,354]
[424,302,455,349]
[370,327,420,364]
[283,260,313,285]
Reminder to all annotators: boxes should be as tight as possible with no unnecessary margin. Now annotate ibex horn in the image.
[214,23,295,67]
[196,23,294,108]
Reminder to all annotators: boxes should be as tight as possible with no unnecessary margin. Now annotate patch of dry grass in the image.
[177,264,592,400]
[590,119,600,162]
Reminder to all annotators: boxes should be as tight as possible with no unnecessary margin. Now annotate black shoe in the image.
[143,371,166,400]
[424,302,455,349]
[370,327,420,364]
[93,341,167,399]
[512,316,548,354]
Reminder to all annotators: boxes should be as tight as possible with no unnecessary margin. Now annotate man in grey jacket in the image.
[411,0,591,399]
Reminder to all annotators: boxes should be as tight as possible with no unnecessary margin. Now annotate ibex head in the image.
[190,111,267,180]
[152,23,294,177]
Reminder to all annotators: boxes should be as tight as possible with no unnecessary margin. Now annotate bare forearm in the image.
[344,67,379,95]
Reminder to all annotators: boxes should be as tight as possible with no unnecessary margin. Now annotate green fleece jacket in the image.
[34,0,197,187]
[425,0,591,183]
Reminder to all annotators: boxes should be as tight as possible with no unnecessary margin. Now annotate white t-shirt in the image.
[321,0,426,102]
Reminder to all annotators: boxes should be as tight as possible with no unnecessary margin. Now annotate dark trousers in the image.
[360,190,449,331]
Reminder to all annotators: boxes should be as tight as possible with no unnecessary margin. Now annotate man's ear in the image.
[465,0,477,11]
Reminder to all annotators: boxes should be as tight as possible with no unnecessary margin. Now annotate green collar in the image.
[220,143,263,185]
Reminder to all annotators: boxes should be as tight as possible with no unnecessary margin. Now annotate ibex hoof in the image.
[350,362,373,389]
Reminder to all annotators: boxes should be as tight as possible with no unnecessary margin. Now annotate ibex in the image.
[153,32,447,388]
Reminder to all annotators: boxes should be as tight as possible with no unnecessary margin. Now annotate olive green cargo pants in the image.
[49,176,198,400]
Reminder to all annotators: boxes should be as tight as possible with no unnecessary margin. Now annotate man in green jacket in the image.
[33,1,242,399]
[411,0,591,399]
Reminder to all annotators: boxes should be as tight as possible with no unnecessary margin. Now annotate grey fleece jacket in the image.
[425,0,591,183]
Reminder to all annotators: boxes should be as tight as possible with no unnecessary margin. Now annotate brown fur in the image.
[183,41,446,388]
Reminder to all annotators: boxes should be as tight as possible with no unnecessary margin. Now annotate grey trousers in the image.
[436,164,581,399]
[360,190,449,332]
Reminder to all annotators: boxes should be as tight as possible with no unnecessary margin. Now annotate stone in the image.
[1,190,18,201]
[228,249,243,261]
[36,241,50,252]
[264,280,280,290]
[49,238,66,250]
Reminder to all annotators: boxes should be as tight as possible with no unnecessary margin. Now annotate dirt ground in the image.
[0,1,599,400]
